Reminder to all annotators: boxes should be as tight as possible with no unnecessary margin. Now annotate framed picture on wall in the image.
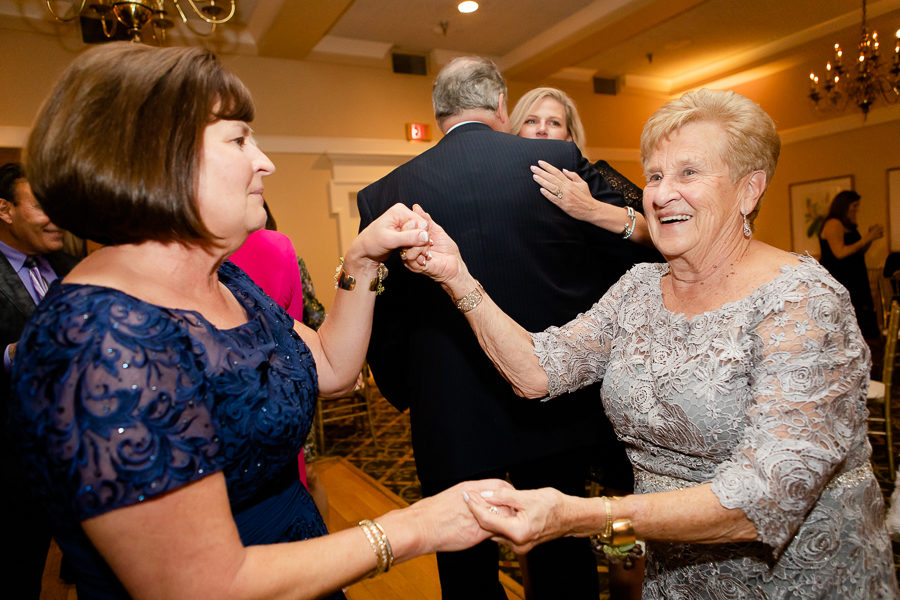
[889,167,900,252]
[788,175,854,256]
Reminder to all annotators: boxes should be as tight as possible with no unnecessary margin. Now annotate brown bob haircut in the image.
[25,43,254,246]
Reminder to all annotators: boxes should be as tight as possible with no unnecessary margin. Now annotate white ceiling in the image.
[3,0,900,95]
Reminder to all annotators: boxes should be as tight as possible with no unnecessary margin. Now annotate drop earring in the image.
[742,212,752,238]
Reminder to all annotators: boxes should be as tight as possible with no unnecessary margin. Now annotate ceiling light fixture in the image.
[807,0,899,117]
[45,0,236,44]
[457,1,479,14]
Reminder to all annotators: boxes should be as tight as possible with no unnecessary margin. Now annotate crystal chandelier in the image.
[45,0,236,44]
[807,0,900,117]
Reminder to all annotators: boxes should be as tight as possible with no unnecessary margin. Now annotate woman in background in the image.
[11,42,489,599]
[509,87,647,233]
[818,190,884,340]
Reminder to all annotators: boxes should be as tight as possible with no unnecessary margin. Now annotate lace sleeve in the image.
[531,271,632,398]
[592,160,643,211]
[11,288,224,521]
[710,276,870,554]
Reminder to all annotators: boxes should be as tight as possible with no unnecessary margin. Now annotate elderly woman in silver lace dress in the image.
[404,89,897,598]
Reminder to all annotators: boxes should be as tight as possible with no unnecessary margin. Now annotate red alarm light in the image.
[406,123,430,141]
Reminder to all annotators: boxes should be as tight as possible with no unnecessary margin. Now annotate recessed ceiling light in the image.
[458,1,479,14]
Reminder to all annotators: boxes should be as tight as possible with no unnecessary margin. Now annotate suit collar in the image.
[442,121,493,140]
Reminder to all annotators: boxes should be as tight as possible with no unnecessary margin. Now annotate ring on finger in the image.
[400,249,407,260]
[488,506,499,515]
[555,189,563,200]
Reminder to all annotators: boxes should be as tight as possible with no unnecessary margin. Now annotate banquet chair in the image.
[315,363,378,453]
[868,300,899,477]
[878,274,900,332]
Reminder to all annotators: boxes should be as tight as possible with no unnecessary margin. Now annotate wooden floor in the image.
[39,456,524,600]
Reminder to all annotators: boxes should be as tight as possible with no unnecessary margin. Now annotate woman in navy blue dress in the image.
[10,43,490,599]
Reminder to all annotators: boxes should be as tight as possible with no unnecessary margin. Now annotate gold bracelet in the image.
[589,497,643,569]
[358,519,393,576]
[369,263,388,295]
[334,258,388,296]
[599,496,613,544]
[370,520,394,569]
[454,281,483,313]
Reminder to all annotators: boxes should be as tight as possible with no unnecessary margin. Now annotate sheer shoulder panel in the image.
[11,285,223,521]
[531,265,652,399]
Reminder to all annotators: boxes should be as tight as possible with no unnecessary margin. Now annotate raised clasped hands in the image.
[398,204,471,291]
[354,202,432,265]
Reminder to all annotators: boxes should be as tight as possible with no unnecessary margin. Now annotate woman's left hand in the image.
[463,481,572,554]
[531,160,651,245]
[350,202,431,265]
[531,160,599,223]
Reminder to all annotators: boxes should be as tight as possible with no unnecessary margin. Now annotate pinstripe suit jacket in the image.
[357,122,648,481]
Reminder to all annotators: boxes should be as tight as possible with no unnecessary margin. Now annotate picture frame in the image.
[889,167,900,252]
[788,175,854,256]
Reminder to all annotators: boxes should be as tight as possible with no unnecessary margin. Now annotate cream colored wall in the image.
[262,153,342,308]
[757,119,899,268]
[2,27,899,309]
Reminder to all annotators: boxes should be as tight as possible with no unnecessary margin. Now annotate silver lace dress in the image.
[532,257,897,599]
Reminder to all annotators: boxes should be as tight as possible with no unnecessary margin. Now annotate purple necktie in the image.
[24,256,49,300]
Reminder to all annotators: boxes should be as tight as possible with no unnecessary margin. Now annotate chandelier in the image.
[45,1,236,44]
[807,0,900,117]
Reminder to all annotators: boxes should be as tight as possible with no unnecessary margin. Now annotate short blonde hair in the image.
[509,87,586,152]
[640,89,780,225]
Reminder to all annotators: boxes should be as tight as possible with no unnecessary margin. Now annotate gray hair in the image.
[432,57,507,124]
[640,89,780,227]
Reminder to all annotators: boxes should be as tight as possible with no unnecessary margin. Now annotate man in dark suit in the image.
[357,58,651,599]
[1,162,79,599]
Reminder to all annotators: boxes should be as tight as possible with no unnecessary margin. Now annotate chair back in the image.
[875,300,900,476]
[883,300,899,394]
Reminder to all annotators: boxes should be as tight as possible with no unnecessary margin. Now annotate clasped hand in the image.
[354,203,433,265]
[397,204,469,292]
[419,479,567,556]
[460,480,569,554]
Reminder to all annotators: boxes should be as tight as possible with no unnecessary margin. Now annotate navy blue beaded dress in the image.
[10,262,344,599]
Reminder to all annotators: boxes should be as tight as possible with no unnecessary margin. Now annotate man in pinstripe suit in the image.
[357,57,646,599]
